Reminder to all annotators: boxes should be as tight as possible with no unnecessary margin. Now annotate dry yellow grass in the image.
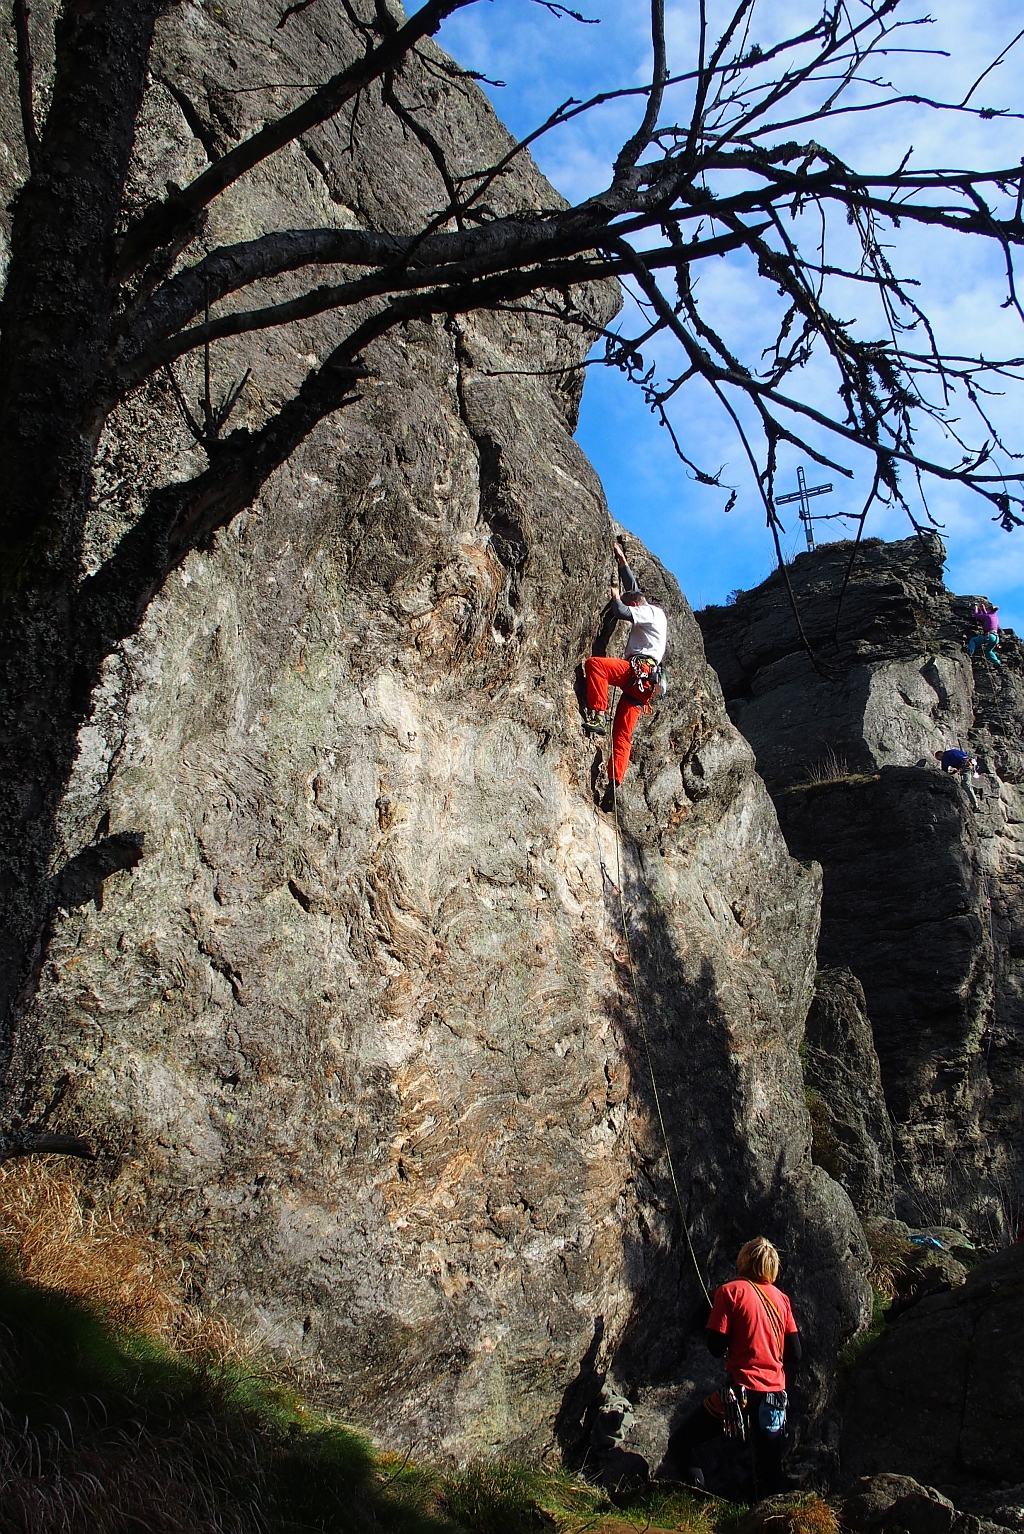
[0,1159,180,1334]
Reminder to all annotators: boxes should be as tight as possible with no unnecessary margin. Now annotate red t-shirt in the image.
[707,1278,797,1392]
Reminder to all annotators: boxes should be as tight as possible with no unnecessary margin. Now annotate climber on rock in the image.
[583,541,667,810]
[661,1236,801,1498]
[968,602,1000,665]
[935,748,980,809]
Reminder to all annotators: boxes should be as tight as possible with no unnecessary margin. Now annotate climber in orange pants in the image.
[584,655,657,787]
[583,541,668,806]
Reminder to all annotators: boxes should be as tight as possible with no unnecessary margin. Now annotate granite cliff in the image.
[0,0,868,1469]
[697,536,1024,1239]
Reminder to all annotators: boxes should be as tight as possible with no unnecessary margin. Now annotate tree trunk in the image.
[0,0,159,1052]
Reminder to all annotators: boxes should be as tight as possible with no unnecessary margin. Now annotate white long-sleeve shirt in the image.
[612,558,668,662]
[623,603,668,663]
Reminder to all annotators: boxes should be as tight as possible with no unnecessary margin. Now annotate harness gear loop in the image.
[608,712,711,1308]
[723,1385,747,1442]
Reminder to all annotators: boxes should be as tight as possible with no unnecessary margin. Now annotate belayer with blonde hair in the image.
[736,1236,780,1284]
[661,1237,801,1496]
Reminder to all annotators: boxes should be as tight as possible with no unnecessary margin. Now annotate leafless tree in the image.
[1,0,1022,1153]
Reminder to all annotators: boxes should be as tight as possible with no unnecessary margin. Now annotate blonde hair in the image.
[736,1236,780,1283]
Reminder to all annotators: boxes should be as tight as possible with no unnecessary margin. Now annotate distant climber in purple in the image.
[968,602,1000,665]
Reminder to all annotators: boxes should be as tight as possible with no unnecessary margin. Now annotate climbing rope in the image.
[983,873,997,1071]
[606,702,712,1307]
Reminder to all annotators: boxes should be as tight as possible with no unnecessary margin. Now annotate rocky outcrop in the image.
[697,537,1024,1235]
[804,971,895,1218]
[2,0,869,1463]
[841,1475,1015,1534]
[840,1243,1024,1490]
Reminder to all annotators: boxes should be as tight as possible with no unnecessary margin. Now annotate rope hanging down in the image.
[607,713,712,1308]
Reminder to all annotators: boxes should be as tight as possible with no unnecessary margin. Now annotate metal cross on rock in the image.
[776,466,834,550]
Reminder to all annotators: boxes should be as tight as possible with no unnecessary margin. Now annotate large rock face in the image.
[2,0,868,1462]
[840,1243,1024,1489]
[697,538,1024,1234]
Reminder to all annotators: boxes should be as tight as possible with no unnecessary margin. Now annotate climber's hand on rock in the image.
[613,541,626,564]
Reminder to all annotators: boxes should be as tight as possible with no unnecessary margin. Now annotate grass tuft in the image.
[800,750,851,787]
[736,1493,840,1534]
[441,1463,552,1534]
[0,1159,180,1336]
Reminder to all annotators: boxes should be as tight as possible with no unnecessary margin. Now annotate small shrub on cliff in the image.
[862,1222,913,1303]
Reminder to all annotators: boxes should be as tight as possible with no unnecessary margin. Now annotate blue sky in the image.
[437,0,1024,625]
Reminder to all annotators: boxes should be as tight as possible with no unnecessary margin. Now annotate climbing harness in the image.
[627,654,667,715]
[607,686,712,1308]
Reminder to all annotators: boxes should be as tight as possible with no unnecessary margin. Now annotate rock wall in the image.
[697,537,1024,1236]
[2,0,868,1462]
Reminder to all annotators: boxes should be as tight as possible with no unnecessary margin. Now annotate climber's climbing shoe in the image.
[583,707,607,735]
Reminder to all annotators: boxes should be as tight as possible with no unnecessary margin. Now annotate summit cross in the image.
[777,467,834,550]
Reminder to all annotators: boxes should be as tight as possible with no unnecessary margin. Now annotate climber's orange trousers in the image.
[585,656,653,786]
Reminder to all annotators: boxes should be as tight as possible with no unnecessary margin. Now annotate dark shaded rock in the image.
[841,1475,1014,1534]
[803,970,895,1217]
[778,766,990,1223]
[697,536,1024,1235]
[938,1485,1024,1531]
[841,1473,958,1533]
[595,1446,651,1492]
[884,1242,968,1319]
[840,1243,1024,1486]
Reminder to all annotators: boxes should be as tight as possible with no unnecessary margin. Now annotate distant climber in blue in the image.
[583,541,667,808]
[935,748,980,808]
[968,602,1000,664]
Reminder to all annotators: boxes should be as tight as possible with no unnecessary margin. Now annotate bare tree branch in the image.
[0,1131,96,1162]
[113,0,484,281]
[115,226,755,391]
[613,0,667,181]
